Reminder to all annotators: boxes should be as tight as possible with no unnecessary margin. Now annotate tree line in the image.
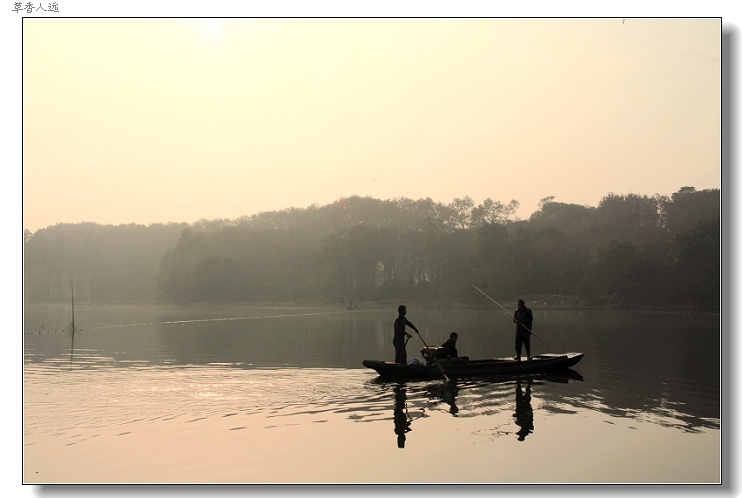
[23,187,719,308]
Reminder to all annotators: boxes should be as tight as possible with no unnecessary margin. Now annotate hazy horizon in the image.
[22,18,721,233]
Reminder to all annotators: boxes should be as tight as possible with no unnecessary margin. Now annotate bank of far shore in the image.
[24,296,721,314]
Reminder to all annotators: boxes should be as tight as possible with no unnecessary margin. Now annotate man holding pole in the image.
[513,299,533,361]
[394,305,419,364]
[471,285,544,351]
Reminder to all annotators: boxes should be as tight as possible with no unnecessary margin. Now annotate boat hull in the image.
[362,352,584,380]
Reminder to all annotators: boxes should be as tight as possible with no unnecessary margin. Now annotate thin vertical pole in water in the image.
[71,281,75,333]
[69,281,76,365]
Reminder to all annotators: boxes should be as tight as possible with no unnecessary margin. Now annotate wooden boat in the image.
[363,352,584,380]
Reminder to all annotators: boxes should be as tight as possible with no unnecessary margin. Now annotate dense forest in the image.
[23,187,720,309]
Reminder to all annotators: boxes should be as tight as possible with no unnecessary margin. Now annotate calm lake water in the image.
[23,303,721,484]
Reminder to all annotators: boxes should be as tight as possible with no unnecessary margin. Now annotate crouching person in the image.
[440,332,459,359]
[434,332,468,365]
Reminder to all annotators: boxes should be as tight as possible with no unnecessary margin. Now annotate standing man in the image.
[394,305,419,364]
[513,299,533,361]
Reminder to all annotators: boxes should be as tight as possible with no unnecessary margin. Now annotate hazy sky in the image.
[22,17,720,232]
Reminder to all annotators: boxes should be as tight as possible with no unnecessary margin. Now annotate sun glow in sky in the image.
[197,18,224,44]
[22,17,720,232]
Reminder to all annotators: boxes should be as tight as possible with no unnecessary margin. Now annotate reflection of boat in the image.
[381,371,584,448]
[363,352,584,380]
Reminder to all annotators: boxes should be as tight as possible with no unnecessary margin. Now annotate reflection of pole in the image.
[441,383,459,415]
[70,326,75,365]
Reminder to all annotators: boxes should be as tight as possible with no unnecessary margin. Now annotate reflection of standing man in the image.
[513,299,533,361]
[394,305,418,364]
[513,378,534,441]
[393,385,411,448]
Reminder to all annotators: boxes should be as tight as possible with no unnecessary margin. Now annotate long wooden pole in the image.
[413,330,451,382]
[472,285,544,343]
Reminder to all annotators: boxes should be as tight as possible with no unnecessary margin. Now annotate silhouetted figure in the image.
[439,332,458,359]
[394,305,418,364]
[513,378,534,441]
[513,299,533,361]
[393,385,411,448]
[431,332,468,366]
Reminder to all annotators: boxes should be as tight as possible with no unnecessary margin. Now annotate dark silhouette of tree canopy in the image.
[24,188,720,308]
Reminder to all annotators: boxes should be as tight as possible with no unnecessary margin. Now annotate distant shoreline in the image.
[23,299,721,314]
